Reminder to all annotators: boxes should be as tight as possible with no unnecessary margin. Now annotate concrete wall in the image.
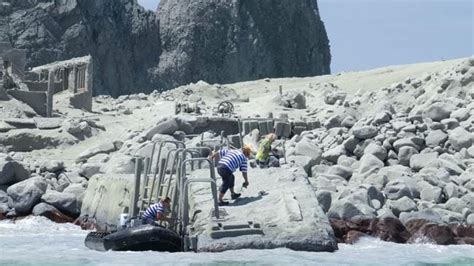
[81,174,134,228]
[7,90,47,116]
[70,90,92,111]
[193,117,240,135]
[24,81,64,93]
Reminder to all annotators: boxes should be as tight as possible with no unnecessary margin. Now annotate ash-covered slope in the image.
[156,0,331,89]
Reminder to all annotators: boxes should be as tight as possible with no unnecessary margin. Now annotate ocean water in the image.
[1,217,473,266]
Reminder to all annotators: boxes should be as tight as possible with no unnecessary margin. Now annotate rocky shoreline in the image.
[1,57,473,250]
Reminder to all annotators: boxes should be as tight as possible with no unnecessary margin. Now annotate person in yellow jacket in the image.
[256,133,279,168]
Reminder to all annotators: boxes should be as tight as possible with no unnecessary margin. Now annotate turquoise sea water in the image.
[1,217,473,266]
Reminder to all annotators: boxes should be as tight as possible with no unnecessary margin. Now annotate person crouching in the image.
[142,197,172,225]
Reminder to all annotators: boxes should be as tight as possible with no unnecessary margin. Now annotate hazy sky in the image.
[137,0,473,73]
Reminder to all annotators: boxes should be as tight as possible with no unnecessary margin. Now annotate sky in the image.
[138,0,473,73]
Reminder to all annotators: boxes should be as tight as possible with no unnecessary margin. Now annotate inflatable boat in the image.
[84,224,182,252]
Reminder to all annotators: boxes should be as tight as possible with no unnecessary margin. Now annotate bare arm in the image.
[156,212,171,223]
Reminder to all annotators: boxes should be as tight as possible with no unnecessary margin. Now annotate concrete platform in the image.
[186,166,338,252]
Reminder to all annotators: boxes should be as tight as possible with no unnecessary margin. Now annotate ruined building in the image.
[0,42,93,116]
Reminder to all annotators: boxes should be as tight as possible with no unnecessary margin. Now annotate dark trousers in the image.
[217,164,235,194]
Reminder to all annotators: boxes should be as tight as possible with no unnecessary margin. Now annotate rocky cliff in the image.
[1,0,330,96]
[155,0,331,88]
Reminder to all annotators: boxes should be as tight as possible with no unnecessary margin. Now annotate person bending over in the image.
[210,145,252,206]
[142,197,172,225]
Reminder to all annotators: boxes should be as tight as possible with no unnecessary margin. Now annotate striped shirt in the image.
[218,147,248,173]
[143,202,167,220]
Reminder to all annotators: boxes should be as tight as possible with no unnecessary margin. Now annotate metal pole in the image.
[131,157,143,218]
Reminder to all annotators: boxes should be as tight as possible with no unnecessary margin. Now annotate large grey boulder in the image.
[358,154,384,174]
[41,190,80,216]
[397,146,419,166]
[409,152,438,171]
[420,184,443,203]
[327,200,374,219]
[386,196,418,217]
[0,154,30,186]
[384,181,413,200]
[316,190,332,213]
[425,130,448,148]
[352,126,378,139]
[450,108,470,121]
[145,119,179,139]
[448,127,473,151]
[322,145,347,163]
[445,198,467,214]
[364,143,387,161]
[156,0,330,90]
[327,165,352,180]
[7,177,47,214]
[295,140,322,162]
[422,102,455,121]
[399,209,443,225]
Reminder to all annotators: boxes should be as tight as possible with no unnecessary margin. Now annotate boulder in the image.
[407,222,455,245]
[409,153,438,171]
[397,146,419,166]
[448,127,473,151]
[374,217,411,243]
[374,112,391,124]
[364,143,387,161]
[41,190,81,217]
[316,190,332,213]
[425,130,448,148]
[399,209,443,225]
[358,154,384,174]
[445,198,467,214]
[420,184,443,203]
[352,126,378,140]
[343,136,360,153]
[145,118,179,139]
[322,145,347,163]
[337,155,357,168]
[387,196,418,217]
[341,116,356,128]
[40,160,65,173]
[32,202,75,223]
[450,108,470,121]
[325,115,342,129]
[327,165,352,180]
[324,91,347,105]
[327,200,371,220]
[384,181,413,200]
[7,177,47,214]
[0,154,30,186]
[441,118,459,130]
[294,140,322,162]
[79,163,102,179]
[392,138,419,152]
[281,92,306,109]
[422,102,454,122]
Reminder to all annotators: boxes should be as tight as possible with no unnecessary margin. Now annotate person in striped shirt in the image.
[210,145,252,206]
[141,197,172,225]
